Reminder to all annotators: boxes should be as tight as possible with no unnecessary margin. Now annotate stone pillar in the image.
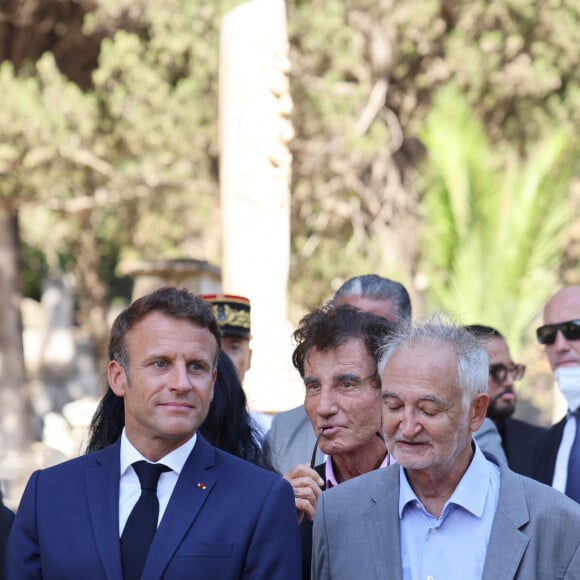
[219,0,303,412]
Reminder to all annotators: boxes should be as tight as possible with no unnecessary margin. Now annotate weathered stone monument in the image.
[219,0,303,412]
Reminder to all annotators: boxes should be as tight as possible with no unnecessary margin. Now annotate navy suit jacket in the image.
[533,415,567,485]
[499,417,547,478]
[7,435,301,579]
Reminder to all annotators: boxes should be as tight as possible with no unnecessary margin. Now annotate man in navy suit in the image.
[7,286,300,579]
[534,286,580,501]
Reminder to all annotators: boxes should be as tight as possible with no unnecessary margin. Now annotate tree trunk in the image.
[0,208,34,454]
[75,207,109,392]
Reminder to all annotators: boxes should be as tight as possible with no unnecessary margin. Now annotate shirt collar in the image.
[120,428,197,476]
[399,441,492,519]
[324,451,393,489]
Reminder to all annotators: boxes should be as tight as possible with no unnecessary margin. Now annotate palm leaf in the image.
[419,86,574,356]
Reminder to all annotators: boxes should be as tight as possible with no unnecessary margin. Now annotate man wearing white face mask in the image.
[535,286,580,501]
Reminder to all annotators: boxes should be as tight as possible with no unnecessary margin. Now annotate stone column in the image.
[219,0,303,412]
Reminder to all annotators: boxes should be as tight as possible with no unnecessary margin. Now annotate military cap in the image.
[201,294,251,338]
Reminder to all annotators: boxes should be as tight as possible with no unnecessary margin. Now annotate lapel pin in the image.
[197,482,207,490]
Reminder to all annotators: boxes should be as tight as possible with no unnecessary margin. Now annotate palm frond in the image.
[420,86,574,355]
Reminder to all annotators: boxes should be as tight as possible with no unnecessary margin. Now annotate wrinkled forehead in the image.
[383,340,458,383]
[305,337,374,371]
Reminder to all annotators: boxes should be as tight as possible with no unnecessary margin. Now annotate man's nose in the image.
[170,364,193,392]
[553,329,572,352]
[502,374,515,390]
[399,409,421,438]
[316,386,338,416]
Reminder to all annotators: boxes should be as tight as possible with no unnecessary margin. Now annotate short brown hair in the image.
[108,286,221,370]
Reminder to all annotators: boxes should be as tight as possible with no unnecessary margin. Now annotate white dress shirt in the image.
[553,412,577,492]
[118,429,196,535]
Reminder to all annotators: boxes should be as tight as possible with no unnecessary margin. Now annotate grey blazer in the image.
[475,418,508,464]
[312,460,580,580]
[264,405,324,475]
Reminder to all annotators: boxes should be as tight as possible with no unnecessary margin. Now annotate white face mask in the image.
[555,366,580,412]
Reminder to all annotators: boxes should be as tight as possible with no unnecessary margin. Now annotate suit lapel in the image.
[534,416,566,484]
[142,435,217,580]
[482,466,530,580]
[364,467,403,580]
[86,441,123,580]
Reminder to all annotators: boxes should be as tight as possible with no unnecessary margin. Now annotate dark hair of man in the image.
[85,351,274,470]
[291,302,397,378]
[463,324,504,341]
[334,274,412,322]
[108,286,222,372]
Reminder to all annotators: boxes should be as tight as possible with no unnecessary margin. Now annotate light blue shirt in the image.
[399,443,500,580]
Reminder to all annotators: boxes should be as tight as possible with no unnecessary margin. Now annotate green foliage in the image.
[3,0,245,305]
[419,86,575,353]
[2,0,580,328]
[0,61,59,204]
[287,0,580,316]
[84,0,246,267]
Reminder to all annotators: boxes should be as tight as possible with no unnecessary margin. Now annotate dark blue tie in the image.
[565,412,580,503]
[121,461,170,580]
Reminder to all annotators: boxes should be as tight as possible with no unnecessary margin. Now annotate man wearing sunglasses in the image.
[465,325,546,477]
[535,286,580,501]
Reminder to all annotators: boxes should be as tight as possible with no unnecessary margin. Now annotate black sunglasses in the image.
[489,363,526,384]
[536,319,580,345]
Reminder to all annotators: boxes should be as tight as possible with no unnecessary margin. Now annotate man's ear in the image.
[470,393,490,432]
[108,360,128,397]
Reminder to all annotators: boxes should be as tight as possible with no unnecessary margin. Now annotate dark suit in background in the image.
[498,417,547,477]
[533,415,567,485]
